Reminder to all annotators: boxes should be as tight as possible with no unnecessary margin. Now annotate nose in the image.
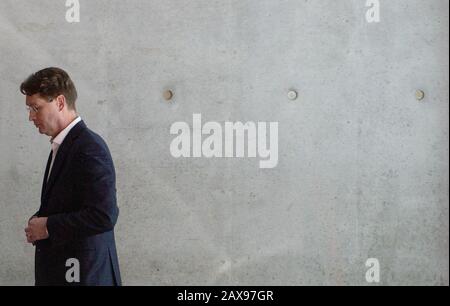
[28,110,36,122]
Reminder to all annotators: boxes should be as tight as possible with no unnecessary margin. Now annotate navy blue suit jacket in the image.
[33,120,121,286]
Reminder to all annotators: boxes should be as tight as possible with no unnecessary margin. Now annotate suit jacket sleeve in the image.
[46,142,119,244]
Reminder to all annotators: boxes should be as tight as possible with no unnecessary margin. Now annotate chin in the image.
[38,127,46,135]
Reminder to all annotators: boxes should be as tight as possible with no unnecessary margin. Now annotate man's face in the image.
[26,94,60,137]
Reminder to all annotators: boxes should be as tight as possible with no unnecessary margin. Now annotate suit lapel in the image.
[43,120,87,198]
[40,150,53,203]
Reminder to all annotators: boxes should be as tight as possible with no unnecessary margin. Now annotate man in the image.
[22,67,121,286]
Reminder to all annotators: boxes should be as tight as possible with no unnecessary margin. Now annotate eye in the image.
[26,105,40,113]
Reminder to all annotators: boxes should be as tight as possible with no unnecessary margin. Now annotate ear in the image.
[55,95,66,111]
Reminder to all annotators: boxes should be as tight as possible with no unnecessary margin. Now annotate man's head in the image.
[21,67,78,138]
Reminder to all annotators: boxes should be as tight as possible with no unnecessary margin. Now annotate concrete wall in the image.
[0,0,448,285]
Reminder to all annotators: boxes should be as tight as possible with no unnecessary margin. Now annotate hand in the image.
[25,216,38,243]
[25,217,49,243]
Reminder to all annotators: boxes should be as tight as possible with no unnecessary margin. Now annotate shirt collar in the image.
[50,116,82,146]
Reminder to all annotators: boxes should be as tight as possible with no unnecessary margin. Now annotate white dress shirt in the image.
[47,116,82,181]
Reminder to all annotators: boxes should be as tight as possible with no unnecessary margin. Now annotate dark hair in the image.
[20,67,77,110]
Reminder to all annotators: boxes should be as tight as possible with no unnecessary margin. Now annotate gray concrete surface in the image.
[0,0,448,285]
